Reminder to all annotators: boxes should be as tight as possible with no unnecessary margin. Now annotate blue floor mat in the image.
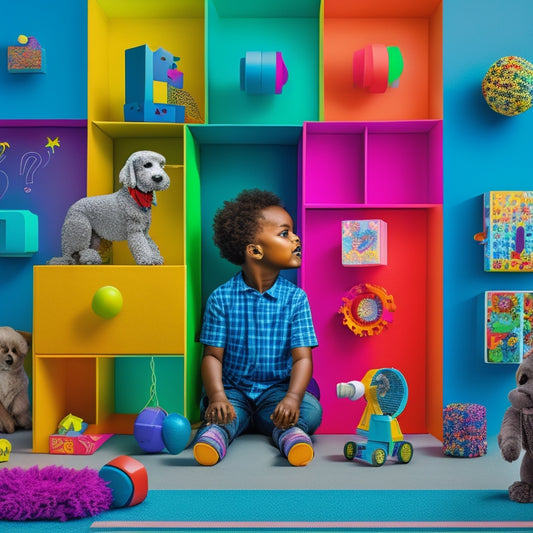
[2,489,533,532]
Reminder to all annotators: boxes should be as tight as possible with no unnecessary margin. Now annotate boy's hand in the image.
[205,399,236,426]
[271,394,300,429]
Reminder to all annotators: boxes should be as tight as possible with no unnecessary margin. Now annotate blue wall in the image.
[0,1,87,119]
[0,0,88,332]
[443,0,533,434]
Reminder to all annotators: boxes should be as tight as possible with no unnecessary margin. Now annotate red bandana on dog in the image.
[128,187,153,209]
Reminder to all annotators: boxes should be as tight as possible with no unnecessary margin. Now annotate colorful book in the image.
[479,191,533,272]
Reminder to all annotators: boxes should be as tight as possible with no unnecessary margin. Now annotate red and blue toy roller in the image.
[99,455,148,508]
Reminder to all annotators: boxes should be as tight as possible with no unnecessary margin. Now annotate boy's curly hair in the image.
[213,189,282,265]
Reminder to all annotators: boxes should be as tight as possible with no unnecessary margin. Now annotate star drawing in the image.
[45,136,60,154]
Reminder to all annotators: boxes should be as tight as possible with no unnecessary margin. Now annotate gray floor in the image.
[1,430,521,492]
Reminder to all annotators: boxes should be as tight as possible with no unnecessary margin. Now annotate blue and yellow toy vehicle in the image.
[337,368,413,466]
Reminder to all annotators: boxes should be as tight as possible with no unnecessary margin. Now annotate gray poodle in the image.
[49,150,170,265]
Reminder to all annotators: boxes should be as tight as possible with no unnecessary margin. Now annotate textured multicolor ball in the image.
[442,403,487,458]
[482,56,533,116]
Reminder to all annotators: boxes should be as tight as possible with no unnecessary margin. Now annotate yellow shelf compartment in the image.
[32,356,115,453]
[32,355,140,453]
[32,353,186,453]
[88,0,205,125]
[87,122,185,265]
[33,265,186,355]
[93,121,186,139]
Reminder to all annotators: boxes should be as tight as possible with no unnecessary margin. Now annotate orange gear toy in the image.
[338,283,396,337]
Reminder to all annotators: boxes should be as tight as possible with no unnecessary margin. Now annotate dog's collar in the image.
[128,187,153,211]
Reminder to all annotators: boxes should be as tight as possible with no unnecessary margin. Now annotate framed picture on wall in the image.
[477,191,533,272]
[485,290,533,363]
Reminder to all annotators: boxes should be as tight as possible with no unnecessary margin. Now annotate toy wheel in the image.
[397,442,413,464]
[344,441,358,461]
[371,448,387,466]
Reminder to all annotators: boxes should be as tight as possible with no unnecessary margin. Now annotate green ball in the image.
[92,286,123,319]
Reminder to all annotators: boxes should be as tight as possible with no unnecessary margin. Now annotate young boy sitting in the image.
[193,189,322,466]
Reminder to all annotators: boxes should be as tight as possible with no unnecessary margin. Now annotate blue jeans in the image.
[194,381,323,449]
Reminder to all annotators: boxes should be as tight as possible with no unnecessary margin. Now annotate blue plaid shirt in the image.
[200,272,318,400]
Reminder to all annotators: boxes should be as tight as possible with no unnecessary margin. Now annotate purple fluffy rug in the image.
[0,465,112,521]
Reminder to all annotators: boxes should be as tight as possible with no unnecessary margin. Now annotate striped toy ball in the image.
[482,56,533,116]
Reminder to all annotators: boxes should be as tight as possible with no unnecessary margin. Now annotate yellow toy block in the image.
[0,439,12,462]
[58,413,84,433]
[153,81,168,104]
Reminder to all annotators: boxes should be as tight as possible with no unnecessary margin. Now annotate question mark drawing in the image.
[20,151,43,193]
[0,171,8,200]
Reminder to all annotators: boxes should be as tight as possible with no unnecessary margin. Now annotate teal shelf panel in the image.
[207,0,320,124]
[187,124,302,145]
[115,357,185,415]
[211,0,320,18]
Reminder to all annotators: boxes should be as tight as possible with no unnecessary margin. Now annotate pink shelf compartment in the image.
[299,207,435,434]
[302,122,367,205]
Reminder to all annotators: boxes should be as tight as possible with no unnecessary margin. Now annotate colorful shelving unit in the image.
[300,120,443,435]
[310,0,443,436]
[29,1,205,453]
[1,0,443,451]
[32,266,187,451]
[86,0,205,445]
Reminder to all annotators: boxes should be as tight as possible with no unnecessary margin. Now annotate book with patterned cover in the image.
[480,191,533,272]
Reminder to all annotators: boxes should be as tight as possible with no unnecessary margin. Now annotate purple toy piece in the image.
[133,406,167,453]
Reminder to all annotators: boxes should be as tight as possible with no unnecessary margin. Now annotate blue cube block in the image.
[0,210,38,257]
[125,45,153,104]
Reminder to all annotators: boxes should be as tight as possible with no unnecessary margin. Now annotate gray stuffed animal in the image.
[498,353,533,502]
[48,150,170,265]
